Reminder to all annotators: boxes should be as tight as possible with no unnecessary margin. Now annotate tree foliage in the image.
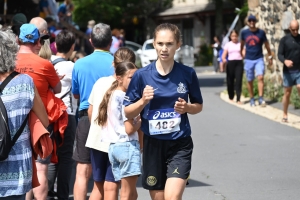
[72,0,172,28]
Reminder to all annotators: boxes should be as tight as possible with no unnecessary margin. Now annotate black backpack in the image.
[0,71,29,161]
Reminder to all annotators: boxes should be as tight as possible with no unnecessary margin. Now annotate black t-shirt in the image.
[278,33,300,72]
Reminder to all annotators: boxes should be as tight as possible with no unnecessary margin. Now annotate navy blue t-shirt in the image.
[241,28,267,60]
[123,61,203,140]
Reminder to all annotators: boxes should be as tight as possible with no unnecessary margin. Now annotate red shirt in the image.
[16,53,60,106]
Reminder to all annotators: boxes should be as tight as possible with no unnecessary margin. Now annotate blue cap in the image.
[248,14,257,21]
[19,24,40,43]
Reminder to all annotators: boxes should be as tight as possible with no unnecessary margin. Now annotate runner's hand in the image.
[142,85,154,105]
[284,60,293,67]
[174,97,188,114]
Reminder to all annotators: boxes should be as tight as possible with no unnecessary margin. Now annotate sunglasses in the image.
[248,19,256,22]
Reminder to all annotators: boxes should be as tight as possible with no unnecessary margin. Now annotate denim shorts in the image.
[36,154,51,164]
[108,140,141,181]
[283,71,300,87]
[244,58,265,81]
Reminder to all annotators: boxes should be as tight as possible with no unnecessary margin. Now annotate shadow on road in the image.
[198,77,226,88]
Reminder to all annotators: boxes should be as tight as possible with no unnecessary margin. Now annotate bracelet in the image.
[268,55,273,59]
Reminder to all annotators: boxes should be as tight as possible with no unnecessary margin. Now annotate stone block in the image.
[248,0,260,9]
[281,11,294,30]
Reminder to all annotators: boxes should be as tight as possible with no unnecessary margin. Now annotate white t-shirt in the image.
[85,76,115,152]
[213,43,219,57]
[51,55,78,115]
[101,90,139,143]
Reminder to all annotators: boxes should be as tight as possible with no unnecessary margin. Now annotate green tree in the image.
[72,0,172,28]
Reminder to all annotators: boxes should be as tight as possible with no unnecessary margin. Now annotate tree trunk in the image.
[214,0,223,37]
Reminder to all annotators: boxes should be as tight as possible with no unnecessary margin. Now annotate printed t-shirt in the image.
[224,41,242,61]
[16,53,60,107]
[241,28,267,60]
[72,50,114,111]
[86,75,115,152]
[0,74,34,197]
[123,61,203,140]
[101,90,139,143]
[51,55,78,115]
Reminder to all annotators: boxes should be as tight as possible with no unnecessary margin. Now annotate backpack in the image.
[0,71,29,161]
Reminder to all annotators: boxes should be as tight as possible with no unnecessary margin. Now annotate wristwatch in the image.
[268,55,273,60]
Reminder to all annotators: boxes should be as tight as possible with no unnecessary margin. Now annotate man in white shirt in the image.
[48,30,77,200]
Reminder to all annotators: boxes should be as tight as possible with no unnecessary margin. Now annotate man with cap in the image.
[240,14,273,107]
[15,23,61,200]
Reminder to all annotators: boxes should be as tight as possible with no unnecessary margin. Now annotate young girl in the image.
[124,23,203,200]
[86,47,138,200]
[95,61,141,200]
[222,29,244,104]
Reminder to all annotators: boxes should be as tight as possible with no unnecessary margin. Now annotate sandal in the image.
[282,118,288,123]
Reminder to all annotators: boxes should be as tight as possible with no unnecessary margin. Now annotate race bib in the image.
[147,108,181,135]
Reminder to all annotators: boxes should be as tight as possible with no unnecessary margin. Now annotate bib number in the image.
[147,108,181,135]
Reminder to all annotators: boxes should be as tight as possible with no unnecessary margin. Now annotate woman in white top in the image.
[95,61,141,200]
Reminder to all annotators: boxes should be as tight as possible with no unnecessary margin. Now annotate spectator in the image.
[57,0,74,24]
[10,13,27,38]
[211,36,221,73]
[0,28,49,200]
[39,0,50,18]
[110,28,121,54]
[240,14,273,107]
[16,23,61,200]
[278,20,300,123]
[48,30,77,200]
[72,22,114,199]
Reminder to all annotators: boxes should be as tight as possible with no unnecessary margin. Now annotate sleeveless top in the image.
[0,74,34,197]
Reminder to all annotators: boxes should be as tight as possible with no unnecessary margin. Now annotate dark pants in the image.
[48,115,76,200]
[0,194,26,200]
[226,60,244,101]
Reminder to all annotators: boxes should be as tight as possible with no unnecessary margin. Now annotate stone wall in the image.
[248,0,300,86]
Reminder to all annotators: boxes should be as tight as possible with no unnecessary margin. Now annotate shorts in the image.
[90,148,117,182]
[108,140,141,181]
[36,154,51,164]
[283,71,300,87]
[142,134,193,190]
[244,58,265,81]
[72,115,91,163]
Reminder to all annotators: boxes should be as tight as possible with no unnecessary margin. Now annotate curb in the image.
[220,92,300,130]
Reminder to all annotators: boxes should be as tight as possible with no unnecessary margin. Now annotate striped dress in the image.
[0,74,34,197]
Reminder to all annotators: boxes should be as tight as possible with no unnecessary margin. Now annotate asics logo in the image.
[152,111,177,119]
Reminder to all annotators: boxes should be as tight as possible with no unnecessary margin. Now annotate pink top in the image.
[224,41,243,61]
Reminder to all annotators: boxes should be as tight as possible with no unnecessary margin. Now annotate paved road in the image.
[68,67,300,200]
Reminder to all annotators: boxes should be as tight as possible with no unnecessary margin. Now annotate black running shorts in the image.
[142,134,193,190]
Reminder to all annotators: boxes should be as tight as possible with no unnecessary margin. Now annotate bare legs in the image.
[73,163,92,200]
[149,178,187,200]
